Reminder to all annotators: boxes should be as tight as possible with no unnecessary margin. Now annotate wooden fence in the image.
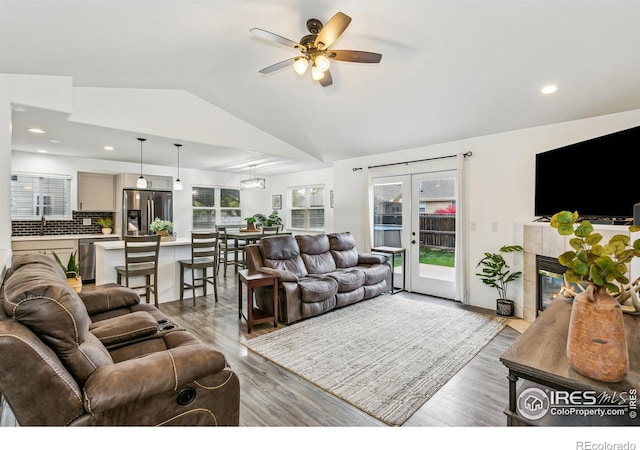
[419,214,455,250]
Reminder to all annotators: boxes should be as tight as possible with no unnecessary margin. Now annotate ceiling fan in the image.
[250,11,382,87]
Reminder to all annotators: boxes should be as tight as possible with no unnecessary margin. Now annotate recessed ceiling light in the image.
[104,146,114,151]
[37,149,48,153]
[27,127,46,134]
[541,84,558,95]
[48,139,60,143]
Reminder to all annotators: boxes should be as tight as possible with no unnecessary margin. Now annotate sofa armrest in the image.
[89,311,158,346]
[358,253,388,265]
[78,283,141,316]
[258,267,299,282]
[83,341,227,414]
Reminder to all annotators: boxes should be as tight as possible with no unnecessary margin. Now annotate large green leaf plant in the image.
[476,245,524,300]
[550,210,640,308]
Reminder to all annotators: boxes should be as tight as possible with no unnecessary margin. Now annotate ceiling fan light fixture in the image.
[293,57,309,75]
[311,64,325,81]
[315,54,330,72]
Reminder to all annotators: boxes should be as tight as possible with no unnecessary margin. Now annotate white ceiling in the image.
[2,0,640,176]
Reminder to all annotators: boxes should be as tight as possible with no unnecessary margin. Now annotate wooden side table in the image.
[371,246,406,293]
[238,269,278,333]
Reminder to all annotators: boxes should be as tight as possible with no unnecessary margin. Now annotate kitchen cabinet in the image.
[120,173,173,190]
[78,172,115,211]
[12,239,77,264]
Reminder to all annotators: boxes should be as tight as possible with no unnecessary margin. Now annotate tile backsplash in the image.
[12,211,115,236]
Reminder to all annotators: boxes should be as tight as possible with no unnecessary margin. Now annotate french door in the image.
[372,169,458,299]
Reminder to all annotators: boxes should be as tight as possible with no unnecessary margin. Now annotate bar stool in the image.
[115,234,161,306]
[178,232,219,305]
[216,225,244,276]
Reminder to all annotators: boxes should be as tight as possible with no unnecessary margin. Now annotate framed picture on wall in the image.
[272,194,282,210]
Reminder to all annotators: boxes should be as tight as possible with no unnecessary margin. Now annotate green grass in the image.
[419,247,455,267]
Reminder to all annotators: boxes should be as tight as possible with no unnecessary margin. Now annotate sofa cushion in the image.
[3,262,113,383]
[260,235,308,277]
[358,264,391,285]
[297,277,338,304]
[328,232,359,268]
[324,269,365,292]
[296,234,337,274]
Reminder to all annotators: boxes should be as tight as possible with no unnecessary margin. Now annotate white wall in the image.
[331,109,640,311]
[0,74,74,249]
[242,167,334,232]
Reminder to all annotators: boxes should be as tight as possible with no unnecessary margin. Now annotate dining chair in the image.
[216,225,244,276]
[261,225,280,236]
[178,232,219,305]
[115,234,161,306]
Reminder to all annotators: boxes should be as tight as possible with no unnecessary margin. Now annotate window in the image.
[289,185,325,230]
[192,186,242,230]
[11,173,72,220]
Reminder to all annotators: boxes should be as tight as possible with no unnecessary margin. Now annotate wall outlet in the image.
[83,218,92,226]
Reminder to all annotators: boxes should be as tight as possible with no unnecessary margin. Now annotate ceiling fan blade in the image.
[318,69,333,87]
[314,12,351,49]
[328,50,382,63]
[258,57,296,74]
[250,28,301,49]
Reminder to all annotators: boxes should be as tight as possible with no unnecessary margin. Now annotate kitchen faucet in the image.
[39,215,46,236]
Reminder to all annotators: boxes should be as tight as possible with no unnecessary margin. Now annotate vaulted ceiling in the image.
[2,0,639,175]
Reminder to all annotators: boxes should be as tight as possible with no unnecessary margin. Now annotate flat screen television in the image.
[534,125,640,220]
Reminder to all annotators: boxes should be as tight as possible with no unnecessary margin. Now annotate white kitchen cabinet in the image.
[119,173,173,190]
[78,172,115,211]
[11,239,77,264]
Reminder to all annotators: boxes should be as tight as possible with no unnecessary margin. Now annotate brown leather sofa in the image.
[245,232,391,324]
[0,253,239,426]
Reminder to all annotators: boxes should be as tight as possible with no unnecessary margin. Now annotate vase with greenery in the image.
[96,216,114,234]
[52,250,86,293]
[148,218,174,236]
[550,210,640,382]
[475,244,523,316]
[245,216,257,231]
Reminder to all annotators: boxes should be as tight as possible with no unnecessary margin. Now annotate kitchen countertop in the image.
[11,234,122,242]
[95,237,189,250]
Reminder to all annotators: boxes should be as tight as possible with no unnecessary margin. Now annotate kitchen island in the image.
[95,237,196,303]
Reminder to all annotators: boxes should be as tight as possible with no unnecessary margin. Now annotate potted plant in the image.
[245,216,257,231]
[550,210,640,382]
[52,250,86,293]
[149,218,174,239]
[475,244,523,316]
[253,211,283,229]
[96,216,114,234]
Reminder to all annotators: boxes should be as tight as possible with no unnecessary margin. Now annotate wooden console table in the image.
[500,298,639,426]
[238,269,278,333]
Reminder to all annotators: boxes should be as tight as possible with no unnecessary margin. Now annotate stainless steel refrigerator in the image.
[123,189,173,235]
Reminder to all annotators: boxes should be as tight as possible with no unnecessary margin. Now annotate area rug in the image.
[244,295,508,426]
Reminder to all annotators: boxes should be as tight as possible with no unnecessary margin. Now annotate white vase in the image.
[101,227,112,235]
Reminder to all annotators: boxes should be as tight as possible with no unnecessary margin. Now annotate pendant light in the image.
[240,164,265,190]
[136,137,147,188]
[173,143,183,191]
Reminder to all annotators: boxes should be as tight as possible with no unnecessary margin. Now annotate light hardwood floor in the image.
[159,275,520,427]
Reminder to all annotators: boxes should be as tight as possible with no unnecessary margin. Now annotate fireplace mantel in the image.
[521,222,639,323]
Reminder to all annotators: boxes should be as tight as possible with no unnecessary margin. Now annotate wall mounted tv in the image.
[534,125,640,220]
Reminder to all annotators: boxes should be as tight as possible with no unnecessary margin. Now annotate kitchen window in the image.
[192,186,242,229]
[289,184,325,230]
[11,173,72,220]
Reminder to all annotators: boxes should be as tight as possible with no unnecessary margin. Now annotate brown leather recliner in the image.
[0,253,240,426]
